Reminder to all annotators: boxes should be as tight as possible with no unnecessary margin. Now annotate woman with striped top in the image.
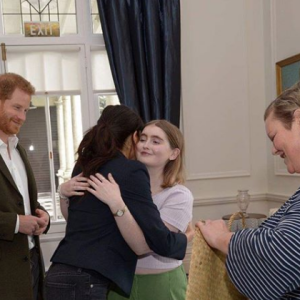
[197,81,300,300]
[91,120,194,300]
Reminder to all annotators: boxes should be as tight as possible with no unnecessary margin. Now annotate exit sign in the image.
[24,22,60,37]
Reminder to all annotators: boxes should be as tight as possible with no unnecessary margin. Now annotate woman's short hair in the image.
[144,120,185,188]
[0,73,35,101]
[77,105,144,176]
[264,81,300,129]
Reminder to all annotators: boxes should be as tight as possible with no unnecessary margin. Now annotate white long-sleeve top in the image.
[136,184,193,270]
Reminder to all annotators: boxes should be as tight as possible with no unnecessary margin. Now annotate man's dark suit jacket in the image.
[51,152,187,296]
[0,144,50,300]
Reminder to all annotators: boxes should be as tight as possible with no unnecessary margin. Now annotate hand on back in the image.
[87,173,123,208]
[60,173,89,197]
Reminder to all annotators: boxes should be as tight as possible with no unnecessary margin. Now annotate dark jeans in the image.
[30,247,40,300]
[45,263,111,300]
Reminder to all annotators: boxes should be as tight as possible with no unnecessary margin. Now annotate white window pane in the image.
[51,95,83,219]
[60,15,77,34]
[56,0,76,14]
[18,95,83,220]
[48,15,59,22]
[61,51,81,90]
[51,96,82,179]
[6,46,81,92]
[90,0,102,34]
[43,53,63,91]
[5,52,26,77]
[21,1,31,14]
[31,15,42,22]
[98,94,120,115]
[92,15,102,34]
[90,0,98,14]
[2,0,20,13]
[24,53,45,91]
[1,0,77,35]
[23,15,32,22]
[91,50,115,90]
[3,15,22,34]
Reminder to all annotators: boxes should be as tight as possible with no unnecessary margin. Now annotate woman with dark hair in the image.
[90,120,193,300]
[45,105,188,300]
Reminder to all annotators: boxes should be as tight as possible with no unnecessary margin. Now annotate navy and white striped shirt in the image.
[227,188,300,300]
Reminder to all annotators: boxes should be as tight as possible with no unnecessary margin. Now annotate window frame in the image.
[0,0,117,221]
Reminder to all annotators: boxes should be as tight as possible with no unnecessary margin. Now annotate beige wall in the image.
[180,0,300,222]
[265,0,300,196]
[181,0,269,221]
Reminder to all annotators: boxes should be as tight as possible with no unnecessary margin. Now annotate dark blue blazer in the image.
[51,152,187,295]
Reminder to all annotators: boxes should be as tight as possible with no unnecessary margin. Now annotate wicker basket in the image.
[185,212,247,300]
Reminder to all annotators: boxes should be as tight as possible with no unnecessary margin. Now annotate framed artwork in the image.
[276,53,300,95]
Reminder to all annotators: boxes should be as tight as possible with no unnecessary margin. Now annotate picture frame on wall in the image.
[276,53,300,95]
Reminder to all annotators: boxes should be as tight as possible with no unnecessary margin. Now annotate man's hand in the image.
[19,214,46,235]
[19,209,49,235]
[34,209,50,235]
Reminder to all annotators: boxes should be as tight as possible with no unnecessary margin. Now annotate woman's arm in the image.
[155,186,194,243]
[87,173,151,256]
[58,173,89,221]
[59,196,69,221]
[87,164,187,260]
[224,201,300,300]
[196,220,233,254]
[184,222,195,243]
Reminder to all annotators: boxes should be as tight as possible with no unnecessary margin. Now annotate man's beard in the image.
[0,112,23,135]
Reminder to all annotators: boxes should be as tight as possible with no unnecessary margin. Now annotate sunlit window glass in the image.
[6,46,81,93]
[91,49,115,91]
[98,94,120,115]
[18,95,83,220]
[90,0,102,34]
[5,44,83,220]
[1,0,77,35]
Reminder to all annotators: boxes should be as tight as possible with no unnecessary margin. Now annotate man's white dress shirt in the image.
[0,136,34,249]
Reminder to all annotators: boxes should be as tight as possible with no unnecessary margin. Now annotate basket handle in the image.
[227,212,246,230]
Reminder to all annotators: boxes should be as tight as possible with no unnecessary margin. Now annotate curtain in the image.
[97,0,181,126]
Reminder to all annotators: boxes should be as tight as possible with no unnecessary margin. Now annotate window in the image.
[91,47,120,115]
[0,1,119,221]
[3,45,84,220]
[18,94,82,219]
[1,0,77,35]
[98,94,119,114]
[90,0,102,34]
